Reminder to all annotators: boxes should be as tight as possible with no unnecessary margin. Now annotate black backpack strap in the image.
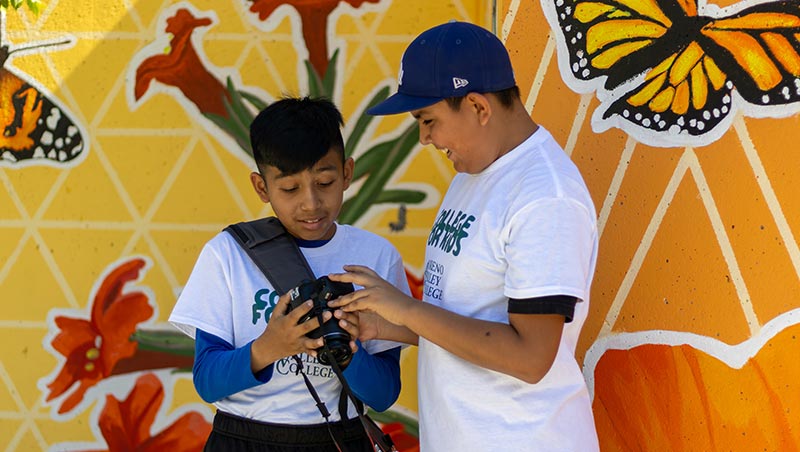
[223,217,315,294]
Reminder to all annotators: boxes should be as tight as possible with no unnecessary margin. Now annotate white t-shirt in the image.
[418,127,600,451]
[169,223,410,423]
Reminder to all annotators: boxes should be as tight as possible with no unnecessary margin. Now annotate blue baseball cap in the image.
[367,21,516,116]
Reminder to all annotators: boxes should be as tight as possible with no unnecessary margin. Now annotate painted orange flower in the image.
[247,0,381,77]
[134,8,229,118]
[89,373,211,452]
[45,258,154,414]
[592,321,800,450]
[404,267,423,300]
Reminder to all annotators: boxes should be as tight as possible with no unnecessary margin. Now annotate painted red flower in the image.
[88,373,211,452]
[404,267,423,300]
[45,258,154,414]
[382,422,420,452]
[247,0,381,77]
[135,8,229,118]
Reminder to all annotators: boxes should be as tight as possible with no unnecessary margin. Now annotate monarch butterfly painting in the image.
[0,12,85,166]
[542,0,800,147]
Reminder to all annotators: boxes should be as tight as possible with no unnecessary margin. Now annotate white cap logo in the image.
[453,77,469,89]
[398,62,404,86]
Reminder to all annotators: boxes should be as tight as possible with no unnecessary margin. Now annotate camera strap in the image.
[224,216,314,295]
[326,347,398,452]
[224,217,395,452]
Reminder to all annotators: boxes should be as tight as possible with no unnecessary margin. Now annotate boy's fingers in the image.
[274,292,295,315]
[329,290,371,311]
[337,316,359,338]
[298,310,334,337]
[334,309,358,325]
[286,299,315,323]
[329,265,379,286]
[304,338,324,356]
[342,264,377,277]
[327,272,359,285]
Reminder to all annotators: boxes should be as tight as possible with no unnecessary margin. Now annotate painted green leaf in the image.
[131,329,195,357]
[339,123,420,225]
[345,85,390,158]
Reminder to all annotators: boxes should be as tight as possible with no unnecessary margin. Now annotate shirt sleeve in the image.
[192,328,272,403]
[341,343,401,412]
[505,198,596,301]
[508,295,578,322]
[169,238,236,343]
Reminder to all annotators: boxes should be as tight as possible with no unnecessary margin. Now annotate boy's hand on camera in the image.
[328,265,412,327]
[336,308,379,343]
[332,310,361,355]
[251,292,328,372]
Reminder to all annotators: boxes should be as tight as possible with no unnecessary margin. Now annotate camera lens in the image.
[318,335,352,368]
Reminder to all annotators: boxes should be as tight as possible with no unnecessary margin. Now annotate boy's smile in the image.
[411,96,493,174]
[251,148,354,241]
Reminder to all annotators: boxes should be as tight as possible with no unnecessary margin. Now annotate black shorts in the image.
[204,410,374,452]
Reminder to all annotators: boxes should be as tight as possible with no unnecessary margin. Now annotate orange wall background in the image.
[499,0,800,450]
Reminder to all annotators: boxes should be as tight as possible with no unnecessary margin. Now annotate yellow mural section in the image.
[0,1,489,449]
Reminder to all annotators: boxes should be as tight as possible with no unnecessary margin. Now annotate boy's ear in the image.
[342,157,355,190]
[466,92,492,126]
[250,172,270,203]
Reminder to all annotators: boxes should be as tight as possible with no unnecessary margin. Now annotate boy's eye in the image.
[318,180,334,187]
[280,186,298,193]
[422,119,432,126]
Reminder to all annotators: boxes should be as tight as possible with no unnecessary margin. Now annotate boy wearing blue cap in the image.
[330,21,600,451]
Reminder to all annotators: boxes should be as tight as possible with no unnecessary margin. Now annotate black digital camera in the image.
[287,276,354,368]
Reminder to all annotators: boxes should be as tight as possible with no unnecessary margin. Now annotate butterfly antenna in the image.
[1,38,71,68]
[8,39,72,56]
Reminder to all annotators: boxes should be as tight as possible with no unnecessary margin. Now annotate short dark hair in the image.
[250,96,345,175]
[445,85,521,111]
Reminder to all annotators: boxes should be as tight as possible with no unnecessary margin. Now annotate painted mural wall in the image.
[2,0,799,450]
[0,0,490,449]
[499,0,800,450]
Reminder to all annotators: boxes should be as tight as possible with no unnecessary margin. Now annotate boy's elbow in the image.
[193,381,218,403]
[514,357,557,385]
[198,391,219,404]
[193,360,221,403]
[375,377,402,412]
[516,371,547,385]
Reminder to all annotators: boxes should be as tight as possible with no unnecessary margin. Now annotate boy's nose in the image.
[419,128,432,146]
[300,187,322,210]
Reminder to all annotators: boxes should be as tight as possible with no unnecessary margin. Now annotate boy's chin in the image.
[289,221,337,241]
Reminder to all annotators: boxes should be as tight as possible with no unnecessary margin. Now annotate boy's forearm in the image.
[194,335,267,403]
[379,320,419,345]
[400,301,562,383]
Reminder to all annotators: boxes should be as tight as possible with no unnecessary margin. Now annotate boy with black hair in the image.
[329,21,601,451]
[169,96,410,451]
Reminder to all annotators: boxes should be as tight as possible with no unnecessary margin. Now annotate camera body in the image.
[287,276,354,368]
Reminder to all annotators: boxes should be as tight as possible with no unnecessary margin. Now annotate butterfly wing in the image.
[699,1,800,106]
[602,40,735,136]
[546,0,800,144]
[1,66,84,165]
[548,0,688,89]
